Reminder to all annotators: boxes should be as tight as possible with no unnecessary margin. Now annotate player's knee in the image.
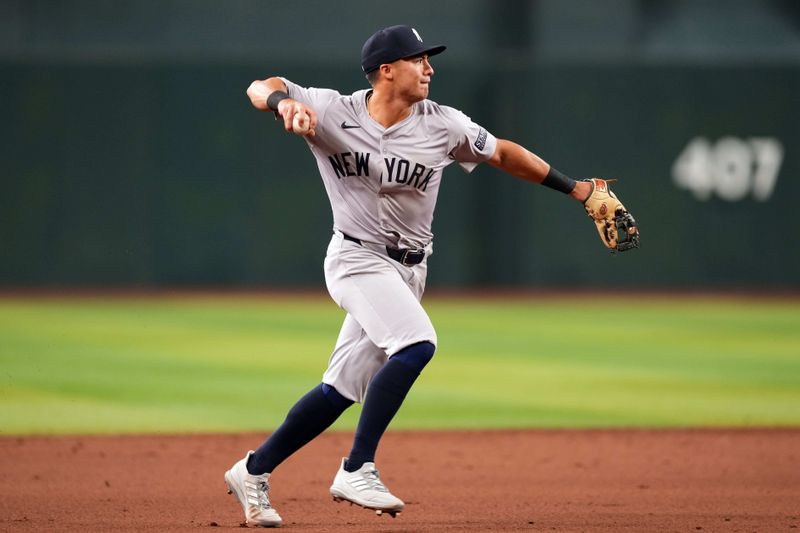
[390,341,436,373]
[321,383,354,409]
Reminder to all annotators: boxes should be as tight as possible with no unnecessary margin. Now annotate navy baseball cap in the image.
[361,25,446,73]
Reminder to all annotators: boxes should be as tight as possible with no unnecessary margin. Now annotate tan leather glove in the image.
[583,178,640,253]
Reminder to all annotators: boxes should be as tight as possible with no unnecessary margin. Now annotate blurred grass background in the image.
[1,293,798,435]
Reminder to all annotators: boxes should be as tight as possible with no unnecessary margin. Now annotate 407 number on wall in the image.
[672,137,784,202]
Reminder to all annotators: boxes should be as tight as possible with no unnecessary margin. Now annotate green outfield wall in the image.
[2,1,799,288]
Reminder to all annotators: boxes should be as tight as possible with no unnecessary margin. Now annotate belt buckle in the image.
[400,248,425,266]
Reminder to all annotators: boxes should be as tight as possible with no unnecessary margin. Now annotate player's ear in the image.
[380,63,393,81]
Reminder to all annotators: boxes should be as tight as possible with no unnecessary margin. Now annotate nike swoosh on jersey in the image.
[341,121,362,129]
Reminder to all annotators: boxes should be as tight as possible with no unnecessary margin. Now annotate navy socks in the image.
[345,341,435,472]
[247,383,353,475]
[389,341,435,373]
[247,341,435,475]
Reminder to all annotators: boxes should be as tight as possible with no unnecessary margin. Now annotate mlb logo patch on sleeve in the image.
[474,128,487,150]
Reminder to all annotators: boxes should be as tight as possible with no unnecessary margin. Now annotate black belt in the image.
[341,232,426,266]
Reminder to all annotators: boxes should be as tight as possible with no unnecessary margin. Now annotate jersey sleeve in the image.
[444,107,498,173]
[280,77,340,115]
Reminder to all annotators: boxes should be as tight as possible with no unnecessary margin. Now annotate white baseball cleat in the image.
[329,458,404,517]
[224,451,283,528]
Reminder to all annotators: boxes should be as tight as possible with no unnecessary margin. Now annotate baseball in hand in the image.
[292,112,310,135]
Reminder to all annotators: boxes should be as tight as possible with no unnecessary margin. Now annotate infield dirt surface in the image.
[1,429,798,532]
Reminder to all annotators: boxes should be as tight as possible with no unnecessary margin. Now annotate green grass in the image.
[1,293,799,435]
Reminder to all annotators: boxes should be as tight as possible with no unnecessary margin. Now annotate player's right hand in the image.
[277,99,318,138]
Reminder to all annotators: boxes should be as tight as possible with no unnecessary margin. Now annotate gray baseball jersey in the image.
[282,78,498,249]
[279,78,497,401]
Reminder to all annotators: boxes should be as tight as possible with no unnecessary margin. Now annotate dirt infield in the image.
[1,429,797,532]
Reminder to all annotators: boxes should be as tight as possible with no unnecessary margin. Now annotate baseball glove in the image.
[583,178,640,253]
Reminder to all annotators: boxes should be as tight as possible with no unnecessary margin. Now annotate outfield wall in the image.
[2,1,798,288]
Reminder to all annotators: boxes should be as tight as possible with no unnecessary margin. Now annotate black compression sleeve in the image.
[541,167,577,194]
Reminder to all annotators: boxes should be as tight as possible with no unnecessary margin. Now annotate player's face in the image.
[394,54,434,102]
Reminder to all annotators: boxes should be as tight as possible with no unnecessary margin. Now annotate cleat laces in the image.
[257,481,272,510]
[246,478,273,510]
[362,468,389,493]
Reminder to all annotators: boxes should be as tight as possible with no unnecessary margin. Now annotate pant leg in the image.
[321,232,436,403]
[322,314,387,403]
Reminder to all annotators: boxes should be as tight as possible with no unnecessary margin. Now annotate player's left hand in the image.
[582,178,640,253]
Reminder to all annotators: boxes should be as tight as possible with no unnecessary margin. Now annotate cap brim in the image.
[404,44,446,60]
[362,44,448,73]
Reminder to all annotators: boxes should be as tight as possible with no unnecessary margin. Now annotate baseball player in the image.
[224,25,639,527]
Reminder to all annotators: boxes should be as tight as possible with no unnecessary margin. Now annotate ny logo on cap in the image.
[411,28,423,43]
